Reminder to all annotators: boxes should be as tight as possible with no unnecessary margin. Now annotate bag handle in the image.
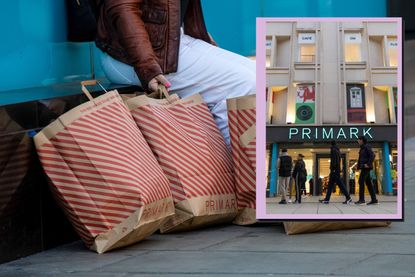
[146,84,170,99]
[157,84,170,98]
[81,80,108,101]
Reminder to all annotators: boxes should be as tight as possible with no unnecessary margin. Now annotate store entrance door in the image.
[314,153,347,196]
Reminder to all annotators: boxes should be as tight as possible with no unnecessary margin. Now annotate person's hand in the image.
[364,164,369,168]
[148,74,171,92]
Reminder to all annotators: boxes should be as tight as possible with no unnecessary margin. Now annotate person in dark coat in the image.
[319,141,353,204]
[277,148,292,204]
[292,154,307,204]
[355,136,378,205]
[309,178,314,196]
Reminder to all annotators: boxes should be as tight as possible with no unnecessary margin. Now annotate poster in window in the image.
[350,87,363,108]
[295,84,315,124]
[346,84,366,123]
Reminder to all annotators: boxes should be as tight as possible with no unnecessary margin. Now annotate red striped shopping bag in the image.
[227,95,256,225]
[34,81,175,253]
[126,90,237,233]
[0,133,31,216]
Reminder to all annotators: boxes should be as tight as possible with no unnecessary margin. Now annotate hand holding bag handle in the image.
[83,80,170,101]
[81,80,108,101]
[146,84,170,99]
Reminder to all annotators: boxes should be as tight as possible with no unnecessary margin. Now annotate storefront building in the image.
[265,21,398,197]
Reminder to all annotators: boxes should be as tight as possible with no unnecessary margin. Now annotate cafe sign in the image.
[345,33,362,43]
[298,33,315,44]
[266,125,397,142]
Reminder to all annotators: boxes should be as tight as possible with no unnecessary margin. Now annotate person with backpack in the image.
[355,136,378,205]
[277,148,292,204]
[292,153,307,204]
[319,141,353,204]
[92,0,255,145]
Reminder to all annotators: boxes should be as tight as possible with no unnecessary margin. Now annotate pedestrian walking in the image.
[355,136,378,205]
[309,178,314,196]
[292,154,307,204]
[277,148,292,204]
[319,141,353,204]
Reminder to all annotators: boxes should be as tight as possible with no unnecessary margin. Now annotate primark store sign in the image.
[267,125,397,143]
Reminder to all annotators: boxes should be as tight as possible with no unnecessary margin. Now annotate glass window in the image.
[266,56,271,68]
[387,38,398,67]
[344,33,362,62]
[299,45,316,62]
[298,33,316,62]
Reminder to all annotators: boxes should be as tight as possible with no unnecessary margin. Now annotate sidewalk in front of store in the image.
[0,139,413,276]
[266,195,397,215]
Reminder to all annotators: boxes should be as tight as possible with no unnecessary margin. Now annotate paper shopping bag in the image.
[0,106,34,215]
[283,221,391,235]
[34,80,175,253]
[227,94,256,225]
[126,91,237,233]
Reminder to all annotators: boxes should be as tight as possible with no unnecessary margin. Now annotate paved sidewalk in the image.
[0,139,413,276]
[266,195,397,215]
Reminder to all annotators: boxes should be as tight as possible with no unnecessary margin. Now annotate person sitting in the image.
[95,0,256,146]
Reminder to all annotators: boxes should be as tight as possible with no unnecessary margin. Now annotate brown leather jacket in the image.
[96,0,213,89]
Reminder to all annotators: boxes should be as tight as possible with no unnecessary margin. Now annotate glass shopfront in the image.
[266,125,397,197]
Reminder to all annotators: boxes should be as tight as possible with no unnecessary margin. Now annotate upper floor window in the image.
[298,33,316,62]
[344,33,362,62]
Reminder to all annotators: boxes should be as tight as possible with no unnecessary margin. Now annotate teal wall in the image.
[0,0,104,94]
[202,0,387,56]
[0,0,386,103]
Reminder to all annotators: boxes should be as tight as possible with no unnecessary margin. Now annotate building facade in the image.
[266,21,398,197]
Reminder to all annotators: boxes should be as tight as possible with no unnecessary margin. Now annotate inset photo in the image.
[256,18,403,220]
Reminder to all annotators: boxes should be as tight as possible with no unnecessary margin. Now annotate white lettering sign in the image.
[266,39,272,49]
[388,40,398,48]
[288,127,373,140]
[298,33,315,44]
[345,33,362,44]
[363,127,373,139]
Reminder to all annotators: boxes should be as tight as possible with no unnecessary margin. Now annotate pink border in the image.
[256,17,403,220]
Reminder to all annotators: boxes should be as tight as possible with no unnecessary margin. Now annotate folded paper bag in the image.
[34,80,175,253]
[126,88,237,233]
[227,94,256,225]
[283,221,391,235]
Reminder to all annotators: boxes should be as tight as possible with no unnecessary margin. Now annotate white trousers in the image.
[100,32,256,145]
